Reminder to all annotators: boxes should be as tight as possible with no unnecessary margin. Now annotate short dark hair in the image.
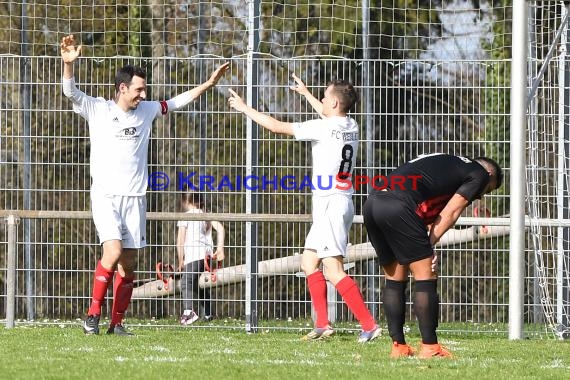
[180,192,205,211]
[475,157,503,189]
[328,79,359,113]
[115,65,146,92]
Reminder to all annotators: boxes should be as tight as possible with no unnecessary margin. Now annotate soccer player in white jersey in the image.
[228,75,380,342]
[60,34,229,336]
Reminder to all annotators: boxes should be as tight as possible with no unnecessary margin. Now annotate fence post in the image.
[6,214,19,328]
[509,0,528,340]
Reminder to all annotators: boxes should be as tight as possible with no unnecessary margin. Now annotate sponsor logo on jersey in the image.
[330,129,358,141]
[114,127,139,140]
[123,127,136,135]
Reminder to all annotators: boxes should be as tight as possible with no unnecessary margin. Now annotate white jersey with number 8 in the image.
[292,116,359,196]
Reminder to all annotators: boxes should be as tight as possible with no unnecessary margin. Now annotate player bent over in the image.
[228,75,380,342]
[363,154,503,358]
[60,34,229,335]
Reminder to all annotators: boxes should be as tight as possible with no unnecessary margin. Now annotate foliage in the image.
[260,0,361,58]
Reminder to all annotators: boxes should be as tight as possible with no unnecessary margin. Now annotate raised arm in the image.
[228,89,294,136]
[60,34,90,106]
[289,73,324,118]
[60,34,82,79]
[166,62,230,111]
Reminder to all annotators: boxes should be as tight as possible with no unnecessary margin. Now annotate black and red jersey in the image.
[372,154,490,224]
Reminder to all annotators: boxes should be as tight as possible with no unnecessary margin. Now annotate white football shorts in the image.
[91,191,147,249]
[304,193,354,258]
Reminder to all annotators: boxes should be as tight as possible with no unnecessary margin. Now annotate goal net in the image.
[526,1,570,339]
[0,1,368,59]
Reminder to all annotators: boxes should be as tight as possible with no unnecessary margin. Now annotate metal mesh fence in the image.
[0,1,565,337]
[0,55,510,323]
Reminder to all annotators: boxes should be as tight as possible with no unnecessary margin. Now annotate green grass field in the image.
[1,320,570,380]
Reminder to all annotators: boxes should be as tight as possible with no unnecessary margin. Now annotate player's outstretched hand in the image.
[289,73,309,96]
[60,34,81,63]
[208,62,230,86]
[228,88,246,112]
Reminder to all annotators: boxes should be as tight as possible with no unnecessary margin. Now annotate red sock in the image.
[87,261,114,316]
[307,271,329,328]
[111,272,135,326]
[336,276,376,331]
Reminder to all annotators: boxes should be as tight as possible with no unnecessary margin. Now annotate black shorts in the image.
[363,191,433,266]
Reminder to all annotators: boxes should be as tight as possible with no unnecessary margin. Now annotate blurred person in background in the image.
[177,192,225,325]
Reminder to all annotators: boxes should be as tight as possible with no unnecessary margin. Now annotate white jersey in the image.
[64,79,163,195]
[293,116,359,196]
[177,209,214,264]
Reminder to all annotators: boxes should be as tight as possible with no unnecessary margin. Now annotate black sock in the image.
[382,279,407,344]
[413,279,439,344]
